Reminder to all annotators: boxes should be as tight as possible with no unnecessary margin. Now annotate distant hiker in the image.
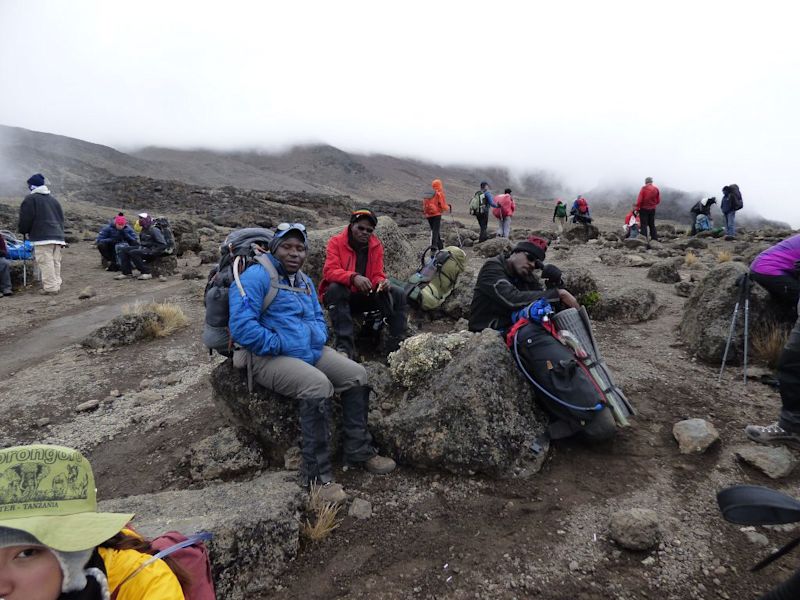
[469,237,579,333]
[95,213,139,271]
[228,223,395,505]
[689,197,716,236]
[570,195,592,225]
[114,213,166,281]
[552,199,567,234]
[0,234,12,296]
[745,299,800,446]
[720,184,743,240]
[492,188,516,238]
[469,181,497,242]
[635,176,660,241]
[320,208,409,358]
[623,207,640,239]
[17,173,65,295]
[423,179,450,250]
[749,233,800,309]
[0,444,187,599]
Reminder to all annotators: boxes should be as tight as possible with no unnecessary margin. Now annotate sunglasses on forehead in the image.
[276,222,307,232]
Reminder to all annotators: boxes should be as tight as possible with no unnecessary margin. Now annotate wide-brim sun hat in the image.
[0,444,133,552]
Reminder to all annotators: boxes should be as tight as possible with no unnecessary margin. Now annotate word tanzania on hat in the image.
[350,208,378,227]
[0,444,133,552]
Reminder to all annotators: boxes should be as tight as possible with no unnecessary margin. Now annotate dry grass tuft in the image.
[684,251,698,267]
[751,322,791,369]
[123,301,189,338]
[301,484,342,541]
[715,250,733,263]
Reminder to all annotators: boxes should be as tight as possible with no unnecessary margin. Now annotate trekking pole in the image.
[718,274,746,383]
[743,273,751,385]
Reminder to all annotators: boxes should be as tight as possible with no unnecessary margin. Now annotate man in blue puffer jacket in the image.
[228,223,396,505]
[95,213,139,271]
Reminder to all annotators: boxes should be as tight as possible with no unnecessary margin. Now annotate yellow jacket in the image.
[98,545,184,600]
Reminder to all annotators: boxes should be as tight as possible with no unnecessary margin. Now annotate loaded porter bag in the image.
[405,245,466,311]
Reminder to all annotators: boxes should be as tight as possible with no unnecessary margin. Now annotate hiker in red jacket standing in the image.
[423,179,450,250]
[636,176,660,241]
[492,188,516,238]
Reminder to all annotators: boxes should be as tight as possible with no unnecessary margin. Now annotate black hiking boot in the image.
[298,396,336,485]
[340,385,396,474]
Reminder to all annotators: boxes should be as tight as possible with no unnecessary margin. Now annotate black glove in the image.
[541,264,563,289]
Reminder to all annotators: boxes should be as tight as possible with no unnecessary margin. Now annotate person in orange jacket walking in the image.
[635,176,661,241]
[423,179,450,250]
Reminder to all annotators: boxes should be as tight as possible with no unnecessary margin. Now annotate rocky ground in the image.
[1,189,798,599]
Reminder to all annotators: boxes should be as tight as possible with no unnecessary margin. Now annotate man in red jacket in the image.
[636,176,661,241]
[319,208,409,359]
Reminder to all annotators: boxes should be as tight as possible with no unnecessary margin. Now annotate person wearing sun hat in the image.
[319,208,409,359]
[228,222,396,507]
[0,444,184,599]
[468,236,579,333]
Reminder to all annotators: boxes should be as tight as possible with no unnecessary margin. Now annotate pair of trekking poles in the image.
[718,272,751,385]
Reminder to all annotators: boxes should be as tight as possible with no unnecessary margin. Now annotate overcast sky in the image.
[1,0,798,225]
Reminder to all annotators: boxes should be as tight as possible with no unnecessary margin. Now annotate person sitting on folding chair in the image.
[319,208,408,359]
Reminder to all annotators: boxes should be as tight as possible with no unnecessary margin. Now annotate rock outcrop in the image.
[99,472,304,600]
[678,262,773,363]
[590,288,658,322]
[373,330,549,478]
[81,312,163,349]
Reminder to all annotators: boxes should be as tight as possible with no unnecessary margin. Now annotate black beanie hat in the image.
[27,173,45,187]
[512,240,546,262]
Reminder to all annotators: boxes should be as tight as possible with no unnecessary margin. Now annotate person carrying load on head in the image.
[17,173,65,295]
[228,223,396,505]
[749,233,800,310]
[469,181,497,242]
[689,197,716,236]
[114,213,165,281]
[0,444,186,600]
[319,208,409,359]
[422,179,450,251]
[468,236,579,334]
[95,213,139,272]
[623,207,640,239]
[492,188,516,238]
[635,177,660,241]
[569,195,592,226]
[0,234,13,297]
[552,199,567,235]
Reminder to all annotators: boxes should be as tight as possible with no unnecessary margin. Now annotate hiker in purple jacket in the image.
[749,233,800,309]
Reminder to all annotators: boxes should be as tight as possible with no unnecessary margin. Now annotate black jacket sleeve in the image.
[476,258,556,310]
[18,197,34,235]
[142,226,167,254]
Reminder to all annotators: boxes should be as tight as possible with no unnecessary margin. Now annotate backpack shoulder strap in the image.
[110,532,213,599]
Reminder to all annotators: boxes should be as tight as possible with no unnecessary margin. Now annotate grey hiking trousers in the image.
[233,346,367,400]
[779,300,800,432]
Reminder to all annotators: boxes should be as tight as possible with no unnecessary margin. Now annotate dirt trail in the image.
[0,279,185,378]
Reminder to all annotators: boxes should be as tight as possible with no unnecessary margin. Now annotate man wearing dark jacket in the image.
[18,173,65,294]
[636,176,660,241]
[720,184,743,240]
[319,208,408,358]
[95,213,139,271]
[469,237,578,333]
[114,213,166,280]
[0,234,13,296]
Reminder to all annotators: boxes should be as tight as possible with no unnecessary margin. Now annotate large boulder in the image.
[148,254,178,277]
[303,216,419,284]
[647,259,681,283]
[440,263,479,319]
[474,237,512,258]
[373,330,549,478]
[563,224,600,243]
[678,262,773,364]
[99,472,304,600]
[81,312,163,349]
[590,288,658,322]
[563,267,599,300]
